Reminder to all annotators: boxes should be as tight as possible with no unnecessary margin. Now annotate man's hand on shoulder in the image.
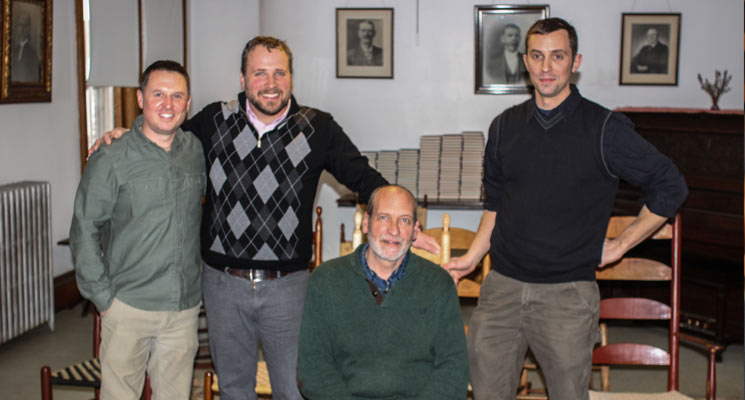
[412,231,440,255]
[87,127,128,159]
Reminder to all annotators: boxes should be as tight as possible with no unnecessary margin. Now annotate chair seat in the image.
[589,390,694,400]
[48,358,101,388]
[208,360,271,396]
[255,361,271,395]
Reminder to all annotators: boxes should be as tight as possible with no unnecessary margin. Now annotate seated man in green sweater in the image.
[297,185,469,399]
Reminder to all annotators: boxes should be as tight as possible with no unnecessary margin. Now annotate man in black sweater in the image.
[445,18,687,400]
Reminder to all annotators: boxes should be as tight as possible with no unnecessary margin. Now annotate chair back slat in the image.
[596,258,672,281]
[411,247,442,265]
[599,298,671,320]
[420,227,477,250]
[606,218,673,240]
[593,343,670,366]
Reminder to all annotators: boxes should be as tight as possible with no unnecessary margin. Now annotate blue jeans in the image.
[468,270,599,400]
[202,265,309,400]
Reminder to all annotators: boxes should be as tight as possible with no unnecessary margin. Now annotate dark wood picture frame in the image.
[336,8,393,79]
[619,13,681,86]
[0,0,52,103]
[475,4,549,95]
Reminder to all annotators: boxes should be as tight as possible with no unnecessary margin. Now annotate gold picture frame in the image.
[1,0,52,103]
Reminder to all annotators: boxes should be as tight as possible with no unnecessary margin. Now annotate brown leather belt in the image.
[210,264,296,282]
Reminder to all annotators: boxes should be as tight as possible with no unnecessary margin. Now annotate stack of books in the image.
[460,131,485,200]
[397,149,419,196]
[439,134,463,201]
[417,135,442,201]
[377,151,399,185]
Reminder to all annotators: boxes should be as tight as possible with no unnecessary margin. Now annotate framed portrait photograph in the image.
[619,13,680,86]
[475,4,549,95]
[336,8,393,79]
[0,0,52,103]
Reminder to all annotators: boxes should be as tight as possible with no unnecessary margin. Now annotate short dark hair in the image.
[366,185,418,224]
[241,36,293,75]
[139,60,190,95]
[525,17,578,60]
[501,23,520,36]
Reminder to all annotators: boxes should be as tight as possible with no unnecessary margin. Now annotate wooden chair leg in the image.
[599,322,610,391]
[141,374,152,400]
[518,366,530,395]
[204,370,214,400]
[706,346,718,400]
[40,366,53,400]
[600,366,610,391]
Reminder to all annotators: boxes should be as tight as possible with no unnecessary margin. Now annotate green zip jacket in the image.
[298,246,469,399]
[70,116,206,312]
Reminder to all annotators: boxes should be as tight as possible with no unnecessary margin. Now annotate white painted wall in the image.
[187,0,260,114]
[0,2,80,276]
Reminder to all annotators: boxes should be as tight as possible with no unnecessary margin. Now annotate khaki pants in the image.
[468,271,599,400]
[100,298,200,400]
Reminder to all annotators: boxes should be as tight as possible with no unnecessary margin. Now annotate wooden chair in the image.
[40,312,152,400]
[340,206,365,257]
[590,214,723,400]
[411,213,490,298]
[517,352,547,399]
[204,207,323,399]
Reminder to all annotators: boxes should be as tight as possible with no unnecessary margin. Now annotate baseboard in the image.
[54,271,83,312]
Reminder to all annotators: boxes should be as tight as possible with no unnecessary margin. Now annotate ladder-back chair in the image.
[590,214,723,400]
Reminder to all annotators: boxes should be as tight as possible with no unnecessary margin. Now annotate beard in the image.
[247,88,291,117]
[368,234,414,263]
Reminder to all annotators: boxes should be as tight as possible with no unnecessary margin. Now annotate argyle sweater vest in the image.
[186,96,324,271]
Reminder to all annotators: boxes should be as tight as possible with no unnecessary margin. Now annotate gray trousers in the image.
[202,265,309,400]
[468,270,599,400]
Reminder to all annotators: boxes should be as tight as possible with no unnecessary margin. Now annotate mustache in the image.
[380,235,403,244]
[259,88,283,95]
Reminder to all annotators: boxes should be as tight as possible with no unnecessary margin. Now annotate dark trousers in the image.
[468,270,599,400]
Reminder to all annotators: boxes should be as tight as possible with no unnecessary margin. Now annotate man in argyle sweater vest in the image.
[187,37,388,400]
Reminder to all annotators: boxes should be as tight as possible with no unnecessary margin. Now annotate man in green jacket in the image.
[298,185,468,399]
[70,60,206,400]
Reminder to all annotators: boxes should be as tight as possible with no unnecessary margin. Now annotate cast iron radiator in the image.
[0,181,54,344]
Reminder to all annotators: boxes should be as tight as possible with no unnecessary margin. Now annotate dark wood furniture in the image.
[612,107,743,348]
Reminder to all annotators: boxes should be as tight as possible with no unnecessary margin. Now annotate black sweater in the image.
[484,85,687,283]
[184,93,387,272]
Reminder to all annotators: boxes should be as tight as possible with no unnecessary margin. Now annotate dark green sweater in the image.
[298,247,469,399]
